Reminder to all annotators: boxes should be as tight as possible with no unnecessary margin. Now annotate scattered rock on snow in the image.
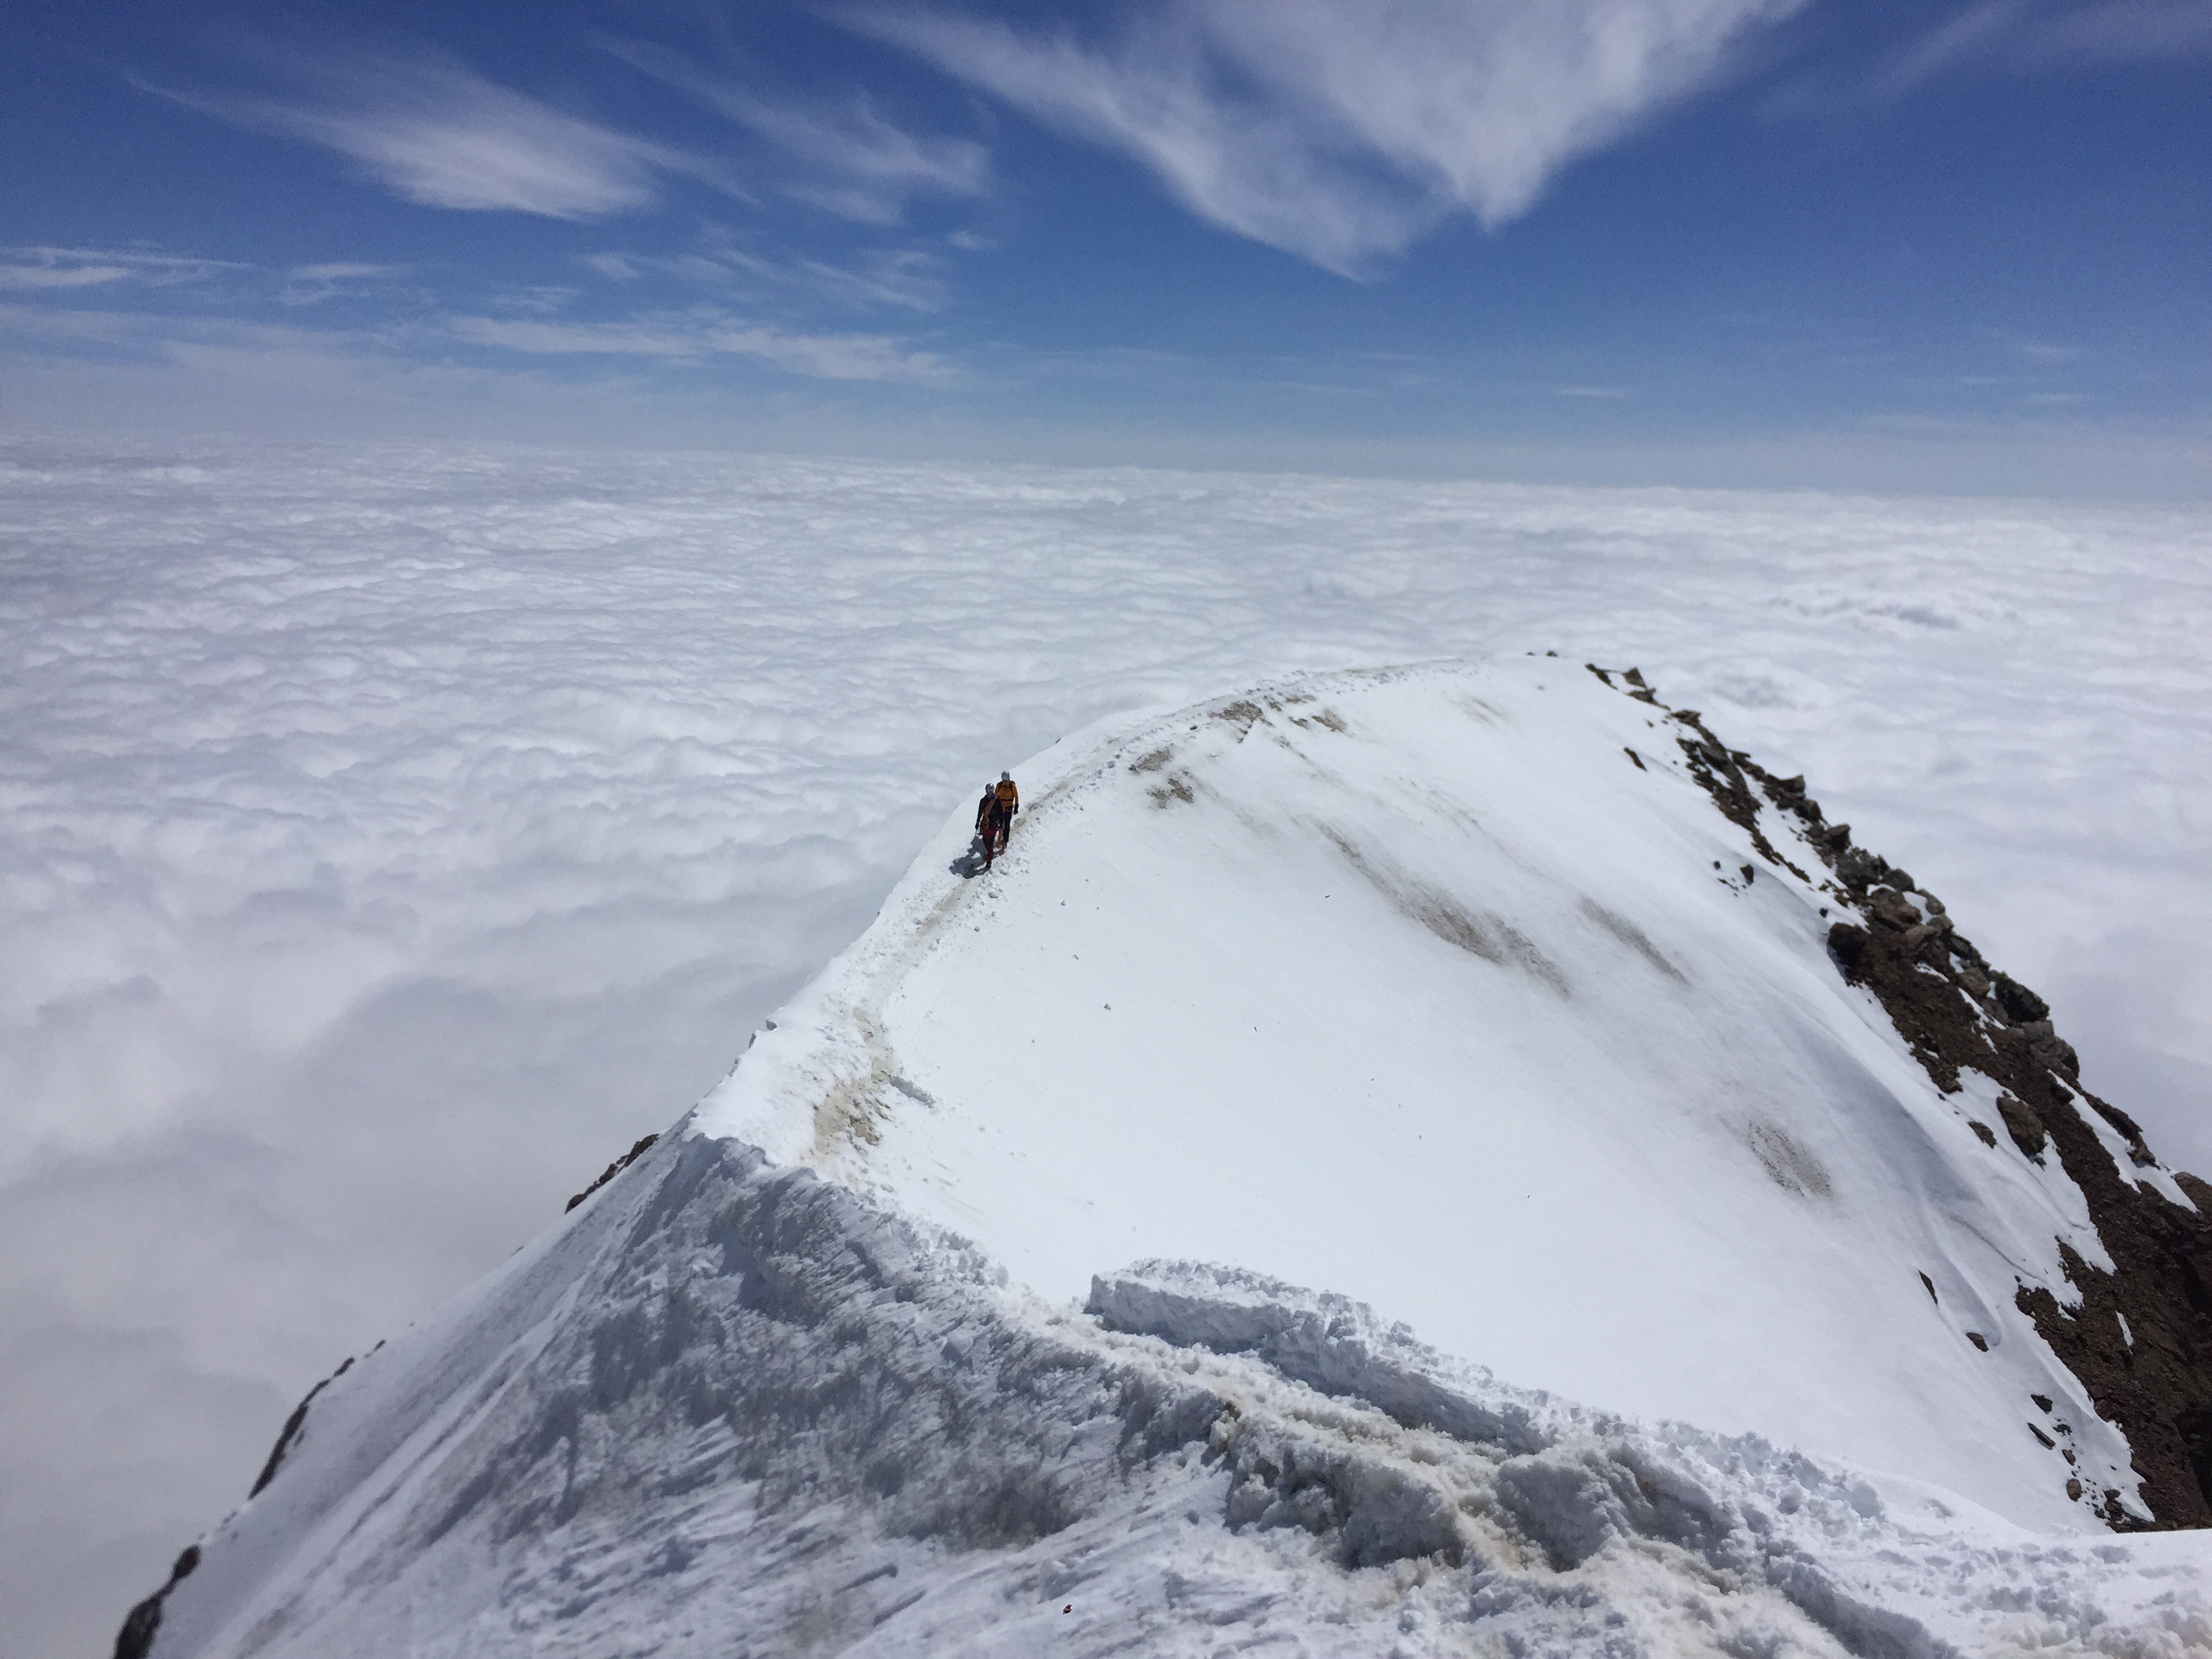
[565,1132,661,1213]
[1606,668,2212,1530]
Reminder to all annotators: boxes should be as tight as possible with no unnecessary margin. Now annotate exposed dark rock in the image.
[1992,974,2051,1025]
[567,1132,662,1213]
[250,1354,354,1497]
[1662,723,1823,883]
[1823,910,2212,1526]
[1868,889,1922,930]
[1996,1094,2049,1160]
[1969,1121,1998,1149]
[1827,922,1870,979]
[1900,918,1952,956]
[2089,1097,2150,1149]
[2181,1407,2212,1521]
[113,1545,199,1659]
[1593,665,2212,1531]
[1825,922,1985,1093]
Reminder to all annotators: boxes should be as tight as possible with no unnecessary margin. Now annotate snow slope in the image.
[129,656,2212,1657]
[142,1136,2211,1659]
[698,657,2171,1531]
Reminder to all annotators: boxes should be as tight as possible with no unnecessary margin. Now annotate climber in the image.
[975,783,1004,868]
[991,772,1019,857]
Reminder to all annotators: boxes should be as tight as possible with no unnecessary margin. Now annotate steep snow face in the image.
[697,658,2150,1530]
[138,1137,2212,1659]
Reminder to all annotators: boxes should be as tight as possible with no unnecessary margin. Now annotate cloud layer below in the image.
[3,437,2208,1656]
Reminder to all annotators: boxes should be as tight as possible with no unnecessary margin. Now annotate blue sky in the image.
[4,0,2208,492]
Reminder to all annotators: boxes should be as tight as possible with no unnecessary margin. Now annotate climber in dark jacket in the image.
[975,784,1003,867]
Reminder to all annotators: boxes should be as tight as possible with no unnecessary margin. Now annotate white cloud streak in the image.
[0,292,947,389]
[572,241,952,314]
[449,311,947,380]
[605,40,990,225]
[152,52,709,220]
[1891,0,2212,88]
[851,0,1802,274]
[279,262,413,306]
[0,247,245,290]
[0,264,130,291]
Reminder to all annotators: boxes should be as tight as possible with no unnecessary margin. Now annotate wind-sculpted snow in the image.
[699,657,2173,1530]
[141,1132,2212,1659]
[145,1132,1209,1657]
[1088,1261,1554,1457]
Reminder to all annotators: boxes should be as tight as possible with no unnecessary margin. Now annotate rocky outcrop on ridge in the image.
[1589,662,2212,1531]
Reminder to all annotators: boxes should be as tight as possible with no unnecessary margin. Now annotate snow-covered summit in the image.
[124,656,2212,1657]
[697,655,2185,1530]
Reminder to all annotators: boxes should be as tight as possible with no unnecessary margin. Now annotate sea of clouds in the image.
[1,438,2207,1659]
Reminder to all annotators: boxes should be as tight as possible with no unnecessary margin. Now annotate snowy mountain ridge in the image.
[697,656,2200,1528]
[123,1133,2212,1658]
[121,657,2212,1657]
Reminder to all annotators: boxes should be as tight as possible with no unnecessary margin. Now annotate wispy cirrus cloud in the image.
[600,39,987,225]
[715,245,951,312]
[278,262,413,306]
[579,241,953,313]
[0,247,409,310]
[847,0,1802,276]
[0,247,245,290]
[786,247,949,312]
[2030,0,2212,61]
[147,49,718,220]
[1891,1,2212,89]
[449,310,947,380]
[0,261,131,291]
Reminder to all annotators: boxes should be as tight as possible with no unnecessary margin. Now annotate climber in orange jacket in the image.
[990,772,1019,857]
